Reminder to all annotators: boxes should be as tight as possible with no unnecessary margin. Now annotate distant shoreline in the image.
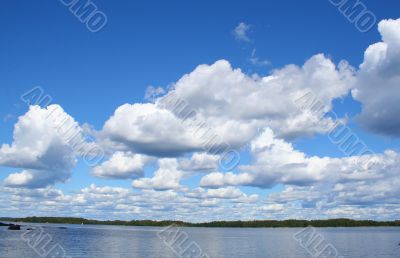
[2,217,400,228]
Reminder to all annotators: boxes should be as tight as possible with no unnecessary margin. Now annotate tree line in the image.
[2,217,400,227]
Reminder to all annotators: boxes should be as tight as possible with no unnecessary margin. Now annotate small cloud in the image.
[249,49,270,66]
[3,113,14,123]
[233,22,251,42]
[145,86,166,101]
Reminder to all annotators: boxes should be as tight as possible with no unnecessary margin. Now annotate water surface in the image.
[0,223,399,257]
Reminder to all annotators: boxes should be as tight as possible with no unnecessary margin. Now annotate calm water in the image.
[0,223,400,257]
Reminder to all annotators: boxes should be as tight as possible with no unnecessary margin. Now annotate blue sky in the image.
[1,0,400,221]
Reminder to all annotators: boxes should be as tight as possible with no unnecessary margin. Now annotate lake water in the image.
[0,223,399,257]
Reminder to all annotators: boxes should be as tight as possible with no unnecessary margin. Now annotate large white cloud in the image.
[100,103,203,156]
[161,56,353,140]
[352,18,400,136]
[170,54,352,137]
[100,55,354,158]
[0,105,78,188]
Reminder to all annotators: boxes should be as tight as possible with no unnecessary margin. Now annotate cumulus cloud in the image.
[100,55,354,158]
[206,187,246,199]
[201,128,400,191]
[4,169,71,189]
[132,158,183,190]
[92,151,150,179]
[178,153,219,172]
[0,105,78,188]
[161,56,353,140]
[185,186,258,203]
[100,103,203,156]
[200,171,253,188]
[200,128,329,188]
[204,147,400,220]
[353,18,400,137]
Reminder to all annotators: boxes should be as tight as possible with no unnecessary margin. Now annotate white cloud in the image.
[92,151,150,179]
[200,128,329,188]
[352,18,400,136]
[2,153,400,222]
[185,186,257,202]
[206,187,244,199]
[178,153,219,172]
[200,127,400,192]
[161,56,353,140]
[233,22,251,42]
[258,204,285,212]
[0,105,78,188]
[132,158,183,190]
[101,55,354,159]
[200,172,253,188]
[79,184,131,200]
[100,103,202,156]
[4,169,71,189]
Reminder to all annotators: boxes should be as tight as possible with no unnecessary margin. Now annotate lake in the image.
[0,223,399,257]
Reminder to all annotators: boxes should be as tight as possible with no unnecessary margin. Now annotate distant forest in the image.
[2,217,400,227]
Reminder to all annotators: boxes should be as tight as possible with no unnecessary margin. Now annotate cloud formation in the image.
[132,158,183,190]
[100,55,354,160]
[0,105,77,188]
[1,19,400,221]
[92,151,150,179]
[178,153,219,172]
[353,18,400,136]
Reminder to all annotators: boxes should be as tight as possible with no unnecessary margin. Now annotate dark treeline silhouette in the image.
[2,217,400,227]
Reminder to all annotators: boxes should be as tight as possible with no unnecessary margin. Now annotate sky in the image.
[1,0,400,222]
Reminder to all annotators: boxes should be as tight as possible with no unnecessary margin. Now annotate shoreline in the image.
[2,217,400,228]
